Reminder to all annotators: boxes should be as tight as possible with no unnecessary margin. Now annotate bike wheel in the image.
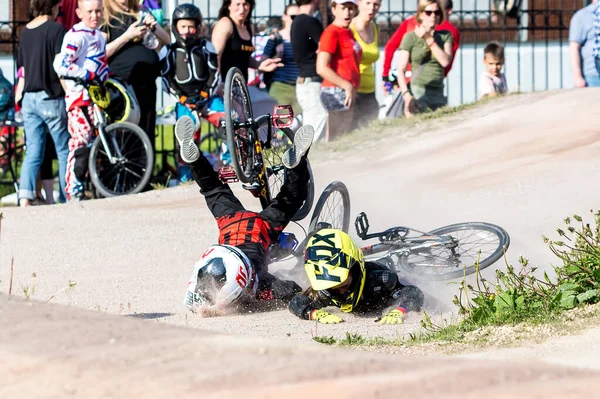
[256,117,314,221]
[224,67,254,183]
[89,121,154,197]
[398,222,510,281]
[308,181,351,235]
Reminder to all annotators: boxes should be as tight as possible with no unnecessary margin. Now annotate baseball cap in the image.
[332,0,358,5]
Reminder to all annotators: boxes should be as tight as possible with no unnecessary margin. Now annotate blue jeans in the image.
[19,92,70,202]
[585,74,600,87]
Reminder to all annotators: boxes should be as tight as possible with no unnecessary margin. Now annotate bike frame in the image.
[355,212,459,265]
[222,105,294,210]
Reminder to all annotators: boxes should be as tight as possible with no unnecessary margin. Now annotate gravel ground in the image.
[2,89,600,393]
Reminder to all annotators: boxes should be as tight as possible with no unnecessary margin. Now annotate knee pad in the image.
[74,146,90,181]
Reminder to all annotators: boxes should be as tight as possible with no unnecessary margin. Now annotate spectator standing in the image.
[569,0,600,87]
[102,0,170,157]
[479,41,508,99]
[350,0,381,129]
[317,0,362,142]
[291,0,328,142]
[396,0,453,117]
[382,0,459,90]
[261,4,302,115]
[142,0,164,25]
[0,68,13,122]
[56,0,80,30]
[17,0,70,207]
[211,0,281,84]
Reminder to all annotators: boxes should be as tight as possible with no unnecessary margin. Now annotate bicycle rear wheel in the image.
[89,121,154,197]
[256,117,314,221]
[224,67,255,183]
[398,222,510,281]
[308,181,351,236]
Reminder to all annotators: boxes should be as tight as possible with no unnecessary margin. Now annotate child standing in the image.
[54,0,109,201]
[479,41,508,99]
[160,4,224,172]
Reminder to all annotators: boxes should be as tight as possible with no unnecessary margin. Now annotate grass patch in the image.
[313,332,403,347]
[311,210,600,352]
[415,210,600,346]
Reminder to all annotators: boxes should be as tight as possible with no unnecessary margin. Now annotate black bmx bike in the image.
[221,67,314,221]
[278,181,509,280]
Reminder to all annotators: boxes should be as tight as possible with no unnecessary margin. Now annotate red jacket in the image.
[382,17,460,79]
[56,0,80,31]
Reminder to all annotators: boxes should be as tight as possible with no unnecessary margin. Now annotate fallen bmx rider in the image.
[176,117,315,312]
[289,229,425,324]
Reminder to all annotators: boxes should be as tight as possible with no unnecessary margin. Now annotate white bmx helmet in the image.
[104,78,141,125]
[184,245,256,311]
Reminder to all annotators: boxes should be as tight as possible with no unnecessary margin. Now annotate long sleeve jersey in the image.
[54,22,109,110]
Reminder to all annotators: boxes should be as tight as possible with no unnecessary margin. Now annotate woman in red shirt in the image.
[316,0,362,142]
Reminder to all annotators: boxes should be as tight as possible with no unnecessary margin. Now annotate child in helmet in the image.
[178,113,315,312]
[161,4,223,139]
[289,229,425,325]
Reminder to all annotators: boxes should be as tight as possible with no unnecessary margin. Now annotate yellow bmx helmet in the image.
[103,78,141,124]
[304,229,366,312]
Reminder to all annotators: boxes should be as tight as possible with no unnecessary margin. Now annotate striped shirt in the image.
[263,39,299,85]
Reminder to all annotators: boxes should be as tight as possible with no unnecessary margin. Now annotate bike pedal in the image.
[218,166,239,183]
[272,105,294,128]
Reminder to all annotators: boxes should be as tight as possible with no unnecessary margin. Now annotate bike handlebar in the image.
[60,75,103,89]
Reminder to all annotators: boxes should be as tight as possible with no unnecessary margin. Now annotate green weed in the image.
[418,210,600,343]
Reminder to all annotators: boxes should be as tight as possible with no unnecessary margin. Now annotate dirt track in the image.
[2,89,600,395]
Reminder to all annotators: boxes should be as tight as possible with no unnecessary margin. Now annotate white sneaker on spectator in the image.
[175,115,199,163]
[282,125,314,169]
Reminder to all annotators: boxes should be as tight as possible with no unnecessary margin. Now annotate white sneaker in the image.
[175,115,199,163]
[282,125,314,169]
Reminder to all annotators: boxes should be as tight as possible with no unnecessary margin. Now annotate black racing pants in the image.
[189,151,308,301]
[189,151,310,231]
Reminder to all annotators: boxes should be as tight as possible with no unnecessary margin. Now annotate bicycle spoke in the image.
[405,227,503,277]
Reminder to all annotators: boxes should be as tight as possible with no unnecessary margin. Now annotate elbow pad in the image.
[391,285,424,312]
[288,295,317,320]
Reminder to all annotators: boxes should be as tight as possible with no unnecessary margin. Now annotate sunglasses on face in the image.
[423,10,442,16]
[289,14,297,20]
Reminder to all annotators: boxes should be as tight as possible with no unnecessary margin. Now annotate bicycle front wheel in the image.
[89,121,154,197]
[256,117,314,221]
[224,67,255,183]
[399,222,510,281]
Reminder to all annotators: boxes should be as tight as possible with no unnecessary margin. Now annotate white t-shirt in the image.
[479,71,508,99]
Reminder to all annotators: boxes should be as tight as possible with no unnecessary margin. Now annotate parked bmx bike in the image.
[62,76,154,197]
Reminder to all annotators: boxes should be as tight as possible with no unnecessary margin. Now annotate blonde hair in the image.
[102,0,139,29]
[415,0,446,24]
